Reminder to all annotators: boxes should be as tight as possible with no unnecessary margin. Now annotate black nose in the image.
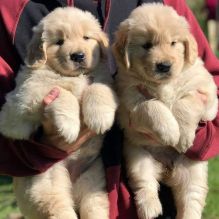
[70,52,85,63]
[156,62,171,73]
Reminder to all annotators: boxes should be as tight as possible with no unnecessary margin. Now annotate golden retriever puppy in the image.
[113,3,218,219]
[0,7,118,219]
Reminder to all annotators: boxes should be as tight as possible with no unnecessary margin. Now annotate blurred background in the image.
[0,0,219,219]
[188,0,219,56]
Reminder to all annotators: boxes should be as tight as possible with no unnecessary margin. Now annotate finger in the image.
[67,129,96,153]
[79,126,95,136]
[43,87,60,106]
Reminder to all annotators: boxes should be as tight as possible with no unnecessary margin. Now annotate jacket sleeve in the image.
[0,0,69,177]
[0,134,69,177]
[164,0,219,160]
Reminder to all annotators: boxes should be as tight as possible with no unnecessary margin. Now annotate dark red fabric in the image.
[106,166,138,219]
[68,0,74,7]
[106,166,120,219]
[0,57,14,106]
[103,0,111,30]
[205,0,217,20]
[118,181,137,219]
[0,0,28,42]
[0,134,69,176]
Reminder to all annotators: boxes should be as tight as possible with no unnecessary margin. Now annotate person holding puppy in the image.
[0,0,219,219]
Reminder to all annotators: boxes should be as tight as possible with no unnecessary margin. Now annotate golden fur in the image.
[113,3,218,219]
[0,7,118,219]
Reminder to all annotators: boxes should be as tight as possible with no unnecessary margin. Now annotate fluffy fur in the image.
[0,7,118,219]
[113,3,218,219]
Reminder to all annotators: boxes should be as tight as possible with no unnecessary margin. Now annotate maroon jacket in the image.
[205,0,217,20]
[0,0,219,218]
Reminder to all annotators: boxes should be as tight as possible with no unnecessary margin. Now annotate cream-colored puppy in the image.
[113,3,218,219]
[0,7,118,219]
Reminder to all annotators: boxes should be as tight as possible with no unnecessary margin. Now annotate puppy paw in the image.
[82,84,118,134]
[83,105,116,134]
[159,130,179,147]
[155,121,180,147]
[176,131,195,153]
[135,189,162,219]
[44,90,81,144]
[55,114,80,143]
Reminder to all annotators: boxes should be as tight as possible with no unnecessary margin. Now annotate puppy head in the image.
[113,3,198,83]
[26,7,109,76]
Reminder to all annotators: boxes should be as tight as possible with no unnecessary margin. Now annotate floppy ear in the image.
[96,32,109,58]
[25,24,47,68]
[184,32,198,65]
[112,20,130,69]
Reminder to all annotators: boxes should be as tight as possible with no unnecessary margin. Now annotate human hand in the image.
[40,87,96,153]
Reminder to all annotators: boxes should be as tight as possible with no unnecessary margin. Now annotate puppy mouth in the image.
[74,63,90,73]
[154,71,172,80]
[143,67,172,81]
[72,65,90,76]
[73,62,85,69]
[61,61,90,76]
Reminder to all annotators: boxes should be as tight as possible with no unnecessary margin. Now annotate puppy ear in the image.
[25,24,47,68]
[184,33,198,65]
[112,20,130,69]
[96,32,109,58]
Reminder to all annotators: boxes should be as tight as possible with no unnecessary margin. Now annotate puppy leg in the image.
[124,143,163,219]
[170,158,208,219]
[73,158,109,219]
[44,88,80,143]
[130,100,180,146]
[172,95,204,152]
[82,83,118,134]
[120,86,180,146]
[14,163,78,219]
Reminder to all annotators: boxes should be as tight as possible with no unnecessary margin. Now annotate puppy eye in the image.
[171,41,177,46]
[142,42,153,50]
[83,36,90,40]
[56,39,64,46]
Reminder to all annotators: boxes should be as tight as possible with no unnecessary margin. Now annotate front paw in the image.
[54,114,80,143]
[82,84,118,134]
[176,131,195,153]
[135,189,162,219]
[155,121,180,147]
[158,128,180,147]
[83,105,116,134]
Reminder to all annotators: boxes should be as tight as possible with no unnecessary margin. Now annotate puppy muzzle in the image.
[70,52,85,63]
[155,62,172,74]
